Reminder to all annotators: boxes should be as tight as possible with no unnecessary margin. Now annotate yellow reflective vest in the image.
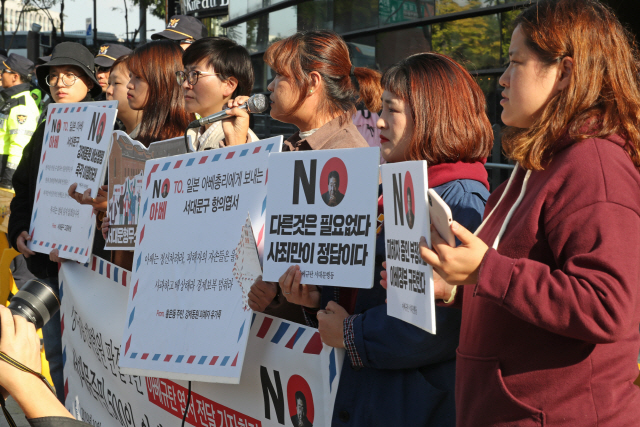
[0,83,39,169]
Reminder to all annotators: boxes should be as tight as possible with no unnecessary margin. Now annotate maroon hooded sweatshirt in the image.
[456,134,640,426]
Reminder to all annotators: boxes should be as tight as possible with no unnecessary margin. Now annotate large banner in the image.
[105,132,188,250]
[119,137,283,383]
[262,148,380,288]
[29,101,118,263]
[60,256,343,427]
[380,161,435,333]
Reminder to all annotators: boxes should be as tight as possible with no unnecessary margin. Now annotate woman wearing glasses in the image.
[179,37,258,151]
[126,40,194,147]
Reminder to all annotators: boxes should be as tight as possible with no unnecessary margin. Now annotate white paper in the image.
[263,147,380,288]
[119,137,283,383]
[29,101,117,263]
[381,161,436,333]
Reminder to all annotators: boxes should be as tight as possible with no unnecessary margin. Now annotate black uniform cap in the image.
[94,44,133,68]
[3,53,35,77]
[151,15,207,41]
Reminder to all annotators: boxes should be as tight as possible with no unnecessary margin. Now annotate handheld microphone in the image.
[186,93,269,129]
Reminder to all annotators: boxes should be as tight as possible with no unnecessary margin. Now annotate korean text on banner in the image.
[381,161,436,333]
[29,101,118,263]
[119,137,283,383]
[262,147,380,288]
[105,131,187,250]
[61,256,343,427]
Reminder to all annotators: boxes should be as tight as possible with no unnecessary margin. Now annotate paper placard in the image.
[262,147,380,288]
[29,101,117,263]
[60,256,344,427]
[105,131,187,250]
[119,137,283,383]
[380,161,435,333]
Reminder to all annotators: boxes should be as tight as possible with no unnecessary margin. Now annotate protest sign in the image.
[105,131,187,250]
[380,161,435,333]
[119,137,283,383]
[262,147,379,288]
[29,101,117,263]
[60,255,343,427]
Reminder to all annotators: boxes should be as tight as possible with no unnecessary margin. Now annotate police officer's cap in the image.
[151,15,207,42]
[94,44,133,68]
[2,54,33,77]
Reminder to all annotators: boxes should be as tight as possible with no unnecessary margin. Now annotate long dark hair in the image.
[128,40,194,147]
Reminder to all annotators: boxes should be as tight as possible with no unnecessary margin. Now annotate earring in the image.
[309,89,313,94]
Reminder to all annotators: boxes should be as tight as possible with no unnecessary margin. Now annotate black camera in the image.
[8,279,60,329]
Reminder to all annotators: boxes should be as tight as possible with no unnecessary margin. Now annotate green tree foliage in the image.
[131,0,165,20]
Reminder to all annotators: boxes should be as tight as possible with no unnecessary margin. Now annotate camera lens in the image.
[7,279,60,329]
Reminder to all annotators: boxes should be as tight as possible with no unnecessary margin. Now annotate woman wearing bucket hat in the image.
[8,42,108,404]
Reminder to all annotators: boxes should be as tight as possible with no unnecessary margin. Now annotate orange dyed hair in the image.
[381,52,493,165]
[504,0,640,170]
[264,30,382,120]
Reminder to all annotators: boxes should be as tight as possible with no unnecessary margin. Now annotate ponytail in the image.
[353,67,382,113]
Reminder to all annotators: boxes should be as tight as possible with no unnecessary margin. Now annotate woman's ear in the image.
[308,71,323,94]
[222,76,239,98]
[556,56,574,91]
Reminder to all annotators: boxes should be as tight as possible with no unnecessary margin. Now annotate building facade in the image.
[180,0,640,188]
[2,0,61,33]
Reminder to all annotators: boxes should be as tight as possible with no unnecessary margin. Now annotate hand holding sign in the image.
[279,265,321,309]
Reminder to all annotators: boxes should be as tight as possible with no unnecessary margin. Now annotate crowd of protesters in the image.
[1,0,640,426]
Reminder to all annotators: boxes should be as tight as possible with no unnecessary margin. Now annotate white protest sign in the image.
[119,137,283,383]
[29,101,117,263]
[262,147,379,288]
[381,161,435,333]
[105,131,188,250]
[60,256,343,427]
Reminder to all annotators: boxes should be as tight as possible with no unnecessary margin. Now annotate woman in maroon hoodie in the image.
[419,0,640,426]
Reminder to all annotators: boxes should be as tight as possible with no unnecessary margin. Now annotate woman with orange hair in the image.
[241,30,383,324]
[419,0,640,425]
[272,42,493,425]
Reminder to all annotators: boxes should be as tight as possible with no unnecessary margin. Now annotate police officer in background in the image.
[0,54,38,189]
[94,44,132,100]
[151,15,208,50]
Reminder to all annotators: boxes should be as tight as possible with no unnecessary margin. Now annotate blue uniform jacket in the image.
[322,179,489,427]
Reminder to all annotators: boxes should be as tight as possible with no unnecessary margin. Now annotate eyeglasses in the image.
[1,69,15,75]
[176,70,219,86]
[96,66,110,73]
[46,72,79,87]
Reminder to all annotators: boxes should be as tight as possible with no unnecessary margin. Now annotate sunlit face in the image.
[126,71,149,110]
[49,65,93,103]
[266,72,298,123]
[182,59,230,117]
[377,90,414,163]
[106,64,131,113]
[499,25,565,128]
[96,66,110,93]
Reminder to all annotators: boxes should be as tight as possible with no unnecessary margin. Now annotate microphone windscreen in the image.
[247,93,268,113]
